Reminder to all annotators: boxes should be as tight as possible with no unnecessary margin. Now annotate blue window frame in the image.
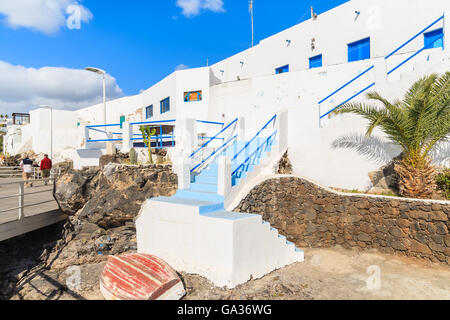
[275,65,289,74]
[309,54,323,69]
[145,105,153,119]
[424,28,444,49]
[348,37,370,62]
[160,97,170,114]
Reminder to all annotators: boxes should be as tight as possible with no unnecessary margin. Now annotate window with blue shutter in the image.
[276,65,289,74]
[424,28,443,49]
[309,54,323,69]
[160,97,170,114]
[348,37,370,62]
[145,105,153,119]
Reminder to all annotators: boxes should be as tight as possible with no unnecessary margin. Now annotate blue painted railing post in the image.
[121,121,132,153]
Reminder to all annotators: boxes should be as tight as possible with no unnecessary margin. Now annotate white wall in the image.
[210,0,447,83]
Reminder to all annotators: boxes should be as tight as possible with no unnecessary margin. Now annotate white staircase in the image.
[136,114,304,289]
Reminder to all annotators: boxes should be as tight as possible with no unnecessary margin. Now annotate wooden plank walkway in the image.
[0,178,67,242]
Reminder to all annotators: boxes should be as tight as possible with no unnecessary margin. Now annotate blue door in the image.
[348,37,370,62]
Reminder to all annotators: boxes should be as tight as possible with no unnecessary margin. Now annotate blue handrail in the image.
[88,139,123,143]
[318,65,374,104]
[86,124,121,128]
[87,127,108,134]
[190,118,238,158]
[320,82,376,119]
[130,120,176,126]
[385,15,444,60]
[191,135,238,173]
[232,130,277,177]
[387,34,444,75]
[232,115,277,162]
[196,120,225,126]
[131,135,175,141]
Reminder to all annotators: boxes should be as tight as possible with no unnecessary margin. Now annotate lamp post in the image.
[40,105,53,160]
[85,67,107,133]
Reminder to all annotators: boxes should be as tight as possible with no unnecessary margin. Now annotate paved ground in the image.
[0,178,58,224]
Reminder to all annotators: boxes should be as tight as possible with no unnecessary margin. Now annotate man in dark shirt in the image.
[40,154,52,185]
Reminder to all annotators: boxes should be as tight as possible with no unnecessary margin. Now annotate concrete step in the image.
[190,182,218,193]
[195,175,218,184]
[174,189,224,202]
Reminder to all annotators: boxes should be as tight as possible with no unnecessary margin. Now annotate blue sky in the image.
[0,0,348,115]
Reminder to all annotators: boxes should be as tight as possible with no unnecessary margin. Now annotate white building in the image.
[4,0,450,190]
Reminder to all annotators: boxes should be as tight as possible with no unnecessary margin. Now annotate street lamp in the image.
[85,67,107,131]
[39,105,53,160]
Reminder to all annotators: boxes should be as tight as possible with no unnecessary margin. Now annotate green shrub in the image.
[436,169,450,200]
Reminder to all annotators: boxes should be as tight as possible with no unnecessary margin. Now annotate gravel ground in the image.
[7,245,449,300]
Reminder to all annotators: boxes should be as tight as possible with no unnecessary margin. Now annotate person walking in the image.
[40,154,52,185]
[20,155,33,188]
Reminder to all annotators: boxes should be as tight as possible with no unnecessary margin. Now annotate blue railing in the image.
[190,118,238,159]
[190,135,238,173]
[130,120,176,149]
[231,115,277,163]
[86,124,122,143]
[196,120,225,126]
[232,130,277,180]
[319,14,445,121]
[385,15,444,60]
[318,65,374,105]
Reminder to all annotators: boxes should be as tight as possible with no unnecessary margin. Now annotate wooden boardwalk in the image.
[0,178,67,242]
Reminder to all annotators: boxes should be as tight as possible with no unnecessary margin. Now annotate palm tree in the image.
[332,72,450,199]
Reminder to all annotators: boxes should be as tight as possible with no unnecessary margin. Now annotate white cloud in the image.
[0,0,93,34]
[176,0,225,17]
[0,60,124,116]
[175,64,190,71]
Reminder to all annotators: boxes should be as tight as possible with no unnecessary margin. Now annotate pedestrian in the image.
[20,155,33,188]
[40,154,52,185]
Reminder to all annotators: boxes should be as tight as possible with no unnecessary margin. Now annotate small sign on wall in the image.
[184,90,202,102]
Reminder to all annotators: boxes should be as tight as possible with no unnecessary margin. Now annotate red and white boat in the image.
[99,253,186,300]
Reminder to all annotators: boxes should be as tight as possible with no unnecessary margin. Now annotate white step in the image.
[136,197,304,289]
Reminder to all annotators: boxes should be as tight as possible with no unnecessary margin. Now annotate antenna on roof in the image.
[311,6,318,20]
[249,0,254,47]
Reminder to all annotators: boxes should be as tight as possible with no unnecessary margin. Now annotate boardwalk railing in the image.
[0,167,61,180]
[0,177,58,221]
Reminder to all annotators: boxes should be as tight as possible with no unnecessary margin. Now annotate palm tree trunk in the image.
[394,158,437,199]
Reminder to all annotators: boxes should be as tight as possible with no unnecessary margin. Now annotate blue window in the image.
[145,105,153,119]
[309,54,323,69]
[276,65,289,74]
[160,97,170,114]
[348,37,370,62]
[424,28,444,49]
